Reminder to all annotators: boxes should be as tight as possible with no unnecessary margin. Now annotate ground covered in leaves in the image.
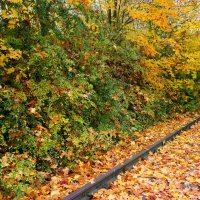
[92,121,200,200]
[27,113,200,199]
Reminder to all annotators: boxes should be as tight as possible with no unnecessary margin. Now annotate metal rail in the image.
[63,116,200,200]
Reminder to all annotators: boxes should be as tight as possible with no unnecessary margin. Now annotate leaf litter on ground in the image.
[27,113,199,199]
[92,121,200,200]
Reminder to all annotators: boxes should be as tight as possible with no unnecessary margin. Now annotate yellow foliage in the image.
[67,0,80,5]
[8,19,18,29]
[1,8,19,29]
[153,0,174,7]
[141,59,164,90]
[9,0,22,3]
[0,55,8,67]
[0,39,22,68]
[6,68,16,74]
[67,0,92,6]
[129,9,148,21]
[1,10,9,19]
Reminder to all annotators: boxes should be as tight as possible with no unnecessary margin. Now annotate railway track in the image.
[63,116,200,200]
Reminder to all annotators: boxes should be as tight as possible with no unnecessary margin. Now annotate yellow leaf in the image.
[7,67,15,74]
[8,19,18,29]
[0,45,7,51]
[8,49,22,59]
[1,10,9,19]
[186,176,196,183]
[2,156,9,167]
[50,190,60,197]
[74,174,80,180]
[112,95,119,101]
[29,171,35,176]
[11,9,18,18]
[29,107,36,114]
[146,170,154,176]
[0,55,7,67]
[10,0,22,3]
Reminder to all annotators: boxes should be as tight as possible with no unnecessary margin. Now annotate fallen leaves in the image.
[50,190,60,197]
[28,113,200,199]
[92,121,200,200]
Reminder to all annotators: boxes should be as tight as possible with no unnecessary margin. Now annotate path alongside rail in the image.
[92,121,200,200]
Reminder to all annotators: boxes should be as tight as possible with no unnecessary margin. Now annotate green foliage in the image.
[0,153,38,199]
